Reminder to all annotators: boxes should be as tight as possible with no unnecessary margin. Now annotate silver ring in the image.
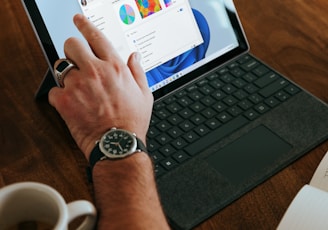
[55,59,76,87]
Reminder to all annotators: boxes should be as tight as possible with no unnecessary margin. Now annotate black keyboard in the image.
[147,54,300,178]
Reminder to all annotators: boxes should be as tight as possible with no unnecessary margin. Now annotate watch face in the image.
[99,129,137,158]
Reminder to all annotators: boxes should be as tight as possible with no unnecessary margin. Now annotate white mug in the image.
[0,182,97,230]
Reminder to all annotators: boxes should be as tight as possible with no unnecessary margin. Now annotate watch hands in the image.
[110,141,124,152]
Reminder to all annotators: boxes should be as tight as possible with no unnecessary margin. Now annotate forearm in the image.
[92,152,170,230]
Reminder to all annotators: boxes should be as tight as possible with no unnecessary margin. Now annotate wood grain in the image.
[0,0,327,229]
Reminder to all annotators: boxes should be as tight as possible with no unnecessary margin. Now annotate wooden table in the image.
[1,0,327,229]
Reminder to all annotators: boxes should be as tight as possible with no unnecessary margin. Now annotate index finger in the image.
[73,14,120,61]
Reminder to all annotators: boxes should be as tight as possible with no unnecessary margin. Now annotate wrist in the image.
[93,151,152,176]
[92,151,154,192]
[91,153,169,230]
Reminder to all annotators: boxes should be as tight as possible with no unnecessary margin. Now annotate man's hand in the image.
[48,14,153,159]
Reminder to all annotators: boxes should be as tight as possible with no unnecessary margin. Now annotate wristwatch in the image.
[89,128,148,170]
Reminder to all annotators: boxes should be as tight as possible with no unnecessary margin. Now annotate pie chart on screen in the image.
[119,4,135,25]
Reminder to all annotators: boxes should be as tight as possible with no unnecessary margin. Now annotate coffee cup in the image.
[0,182,97,230]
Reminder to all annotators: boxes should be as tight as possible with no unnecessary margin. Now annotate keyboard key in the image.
[164,96,176,104]
[151,152,164,163]
[285,85,300,95]
[211,90,226,100]
[243,73,257,82]
[221,73,235,83]
[244,84,259,94]
[227,106,243,117]
[201,108,216,119]
[179,120,195,132]
[254,72,279,88]
[159,145,176,157]
[186,85,198,92]
[194,125,210,136]
[207,73,219,81]
[153,102,166,110]
[154,164,166,177]
[217,112,232,123]
[175,90,187,97]
[172,138,188,149]
[265,97,280,107]
[205,118,221,130]
[150,115,160,126]
[254,103,270,114]
[232,78,247,88]
[238,99,253,110]
[183,131,200,143]
[178,96,193,106]
[201,96,216,106]
[185,116,249,156]
[241,59,259,71]
[167,127,184,138]
[160,158,178,171]
[156,120,171,131]
[197,79,209,87]
[190,102,205,112]
[148,126,160,138]
[275,91,290,101]
[167,102,182,113]
[234,89,249,100]
[259,79,289,97]
[217,67,229,75]
[179,108,193,119]
[191,114,206,125]
[237,54,252,64]
[173,151,190,163]
[244,109,259,120]
[189,91,204,101]
[253,65,270,76]
[222,84,237,94]
[210,79,224,89]
[248,94,263,104]
[148,140,161,152]
[157,109,171,119]
[156,133,172,145]
[168,114,183,125]
[228,62,238,69]
[213,102,227,112]
[223,95,238,106]
[200,85,214,95]
[230,67,245,78]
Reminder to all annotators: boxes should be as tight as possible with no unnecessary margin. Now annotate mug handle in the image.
[67,200,97,230]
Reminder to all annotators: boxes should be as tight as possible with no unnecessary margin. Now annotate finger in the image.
[53,58,80,87]
[63,37,94,69]
[127,52,149,91]
[73,14,120,61]
[48,86,61,108]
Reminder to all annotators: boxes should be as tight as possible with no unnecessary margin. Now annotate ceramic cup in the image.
[0,182,97,230]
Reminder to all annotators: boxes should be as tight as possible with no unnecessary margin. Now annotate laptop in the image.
[22,0,328,229]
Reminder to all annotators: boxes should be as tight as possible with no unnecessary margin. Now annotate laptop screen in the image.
[23,0,248,99]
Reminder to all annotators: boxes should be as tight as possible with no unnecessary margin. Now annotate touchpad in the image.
[206,125,292,184]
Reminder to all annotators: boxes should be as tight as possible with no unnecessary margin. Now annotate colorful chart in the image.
[135,0,162,19]
[119,4,136,25]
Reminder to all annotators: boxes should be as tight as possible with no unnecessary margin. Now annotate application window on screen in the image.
[78,0,204,72]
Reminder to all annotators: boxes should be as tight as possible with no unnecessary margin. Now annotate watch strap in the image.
[89,143,105,171]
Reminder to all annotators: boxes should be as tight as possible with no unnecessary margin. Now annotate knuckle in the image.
[64,37,79,48]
